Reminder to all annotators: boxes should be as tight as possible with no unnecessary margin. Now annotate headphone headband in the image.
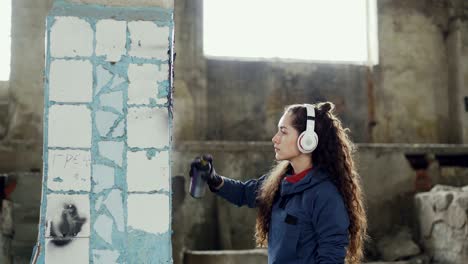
[304,104,315,132]
[296,103,318,153]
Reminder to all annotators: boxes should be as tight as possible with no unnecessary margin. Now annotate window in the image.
[1,0,12,80]
[204,0,378,65]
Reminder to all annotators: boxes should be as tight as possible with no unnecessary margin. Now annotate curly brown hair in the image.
[255,102,367,263]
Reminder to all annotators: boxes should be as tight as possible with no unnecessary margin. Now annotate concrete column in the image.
[464,22,468,143]
[374,1,449,143]
[9,0,53,140]
[447,19,467,143]
[3,0,53,172]
[34,1,174,263]
[0,82,9,139]
[457,21,468,144]
[173,0,208,141]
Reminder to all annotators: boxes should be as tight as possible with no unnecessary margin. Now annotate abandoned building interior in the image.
[0,0,467,263]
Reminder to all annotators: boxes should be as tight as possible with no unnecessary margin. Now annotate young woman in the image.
[190,102,367,264]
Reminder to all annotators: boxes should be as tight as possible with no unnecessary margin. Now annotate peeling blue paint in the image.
[96,65,113,95]
[103,189,124,232]
[52,177,64,182]
[46,190,90,195]
[127,190,170,196]
[128,146,170,153]
[47,146,91,151]
[127,228,171,263]
[127,103,168,108]
[51,0,173,23]
[99,91,124,114]
[92,164,114,192]
[49,101,91,107]
[96,110,120,136]
[94,214,113,244]
[146,149,157,159]
[158,80,170,98]
[110,75,126,90]
[148,98,158,107]
[95,196,104,211]
[98,141,124,167]
[93,249,120,263]
[111,119,125,138]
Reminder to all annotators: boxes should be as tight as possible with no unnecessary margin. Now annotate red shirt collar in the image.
[284,166,313,183]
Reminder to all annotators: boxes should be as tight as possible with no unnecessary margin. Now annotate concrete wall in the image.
[173,0,207,141]
[0,82,9,139]
[206,61,368,142]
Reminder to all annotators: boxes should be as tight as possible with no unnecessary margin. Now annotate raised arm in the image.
[189,154,265,208]
[213,175,266,208]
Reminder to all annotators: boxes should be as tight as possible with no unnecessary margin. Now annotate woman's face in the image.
[272,112,301,161]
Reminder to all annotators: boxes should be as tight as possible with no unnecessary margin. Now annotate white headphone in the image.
[297,104,319,153]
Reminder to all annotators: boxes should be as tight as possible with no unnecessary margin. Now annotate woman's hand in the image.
[189,154,223,189]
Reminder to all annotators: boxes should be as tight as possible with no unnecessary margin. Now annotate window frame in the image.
[203,0,379,66]
[0,0,12,81]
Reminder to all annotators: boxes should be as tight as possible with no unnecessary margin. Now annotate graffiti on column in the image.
[48,204,87,246]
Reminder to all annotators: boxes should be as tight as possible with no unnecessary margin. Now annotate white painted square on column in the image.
[46,237,89,264]
[127,194,169,234]
[45,194,90,238]
[47,149,91,191]
[96,19,127,62]
[128,63,169,104]
[128,21,169,59]
[50,16,93,57]
[93,214,113,245]
[127,107,169,148]
[127,151,169,192]
[49,59,93,103]
[48,105,92,148]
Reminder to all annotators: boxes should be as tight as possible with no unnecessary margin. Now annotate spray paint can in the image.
[189,158,211,198]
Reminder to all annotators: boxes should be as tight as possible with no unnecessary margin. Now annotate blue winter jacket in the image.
[215,167,350,264]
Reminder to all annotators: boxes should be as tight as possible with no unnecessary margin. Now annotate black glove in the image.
[189,154,223,189]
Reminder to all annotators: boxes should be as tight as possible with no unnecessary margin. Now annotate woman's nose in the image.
[272,133,278,144]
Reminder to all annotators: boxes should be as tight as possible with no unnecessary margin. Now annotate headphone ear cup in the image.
[297,131,318,153]
[311,132,318,151]
[297,132,306,153]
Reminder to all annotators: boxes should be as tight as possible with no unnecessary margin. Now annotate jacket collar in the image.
[280,166,329,196]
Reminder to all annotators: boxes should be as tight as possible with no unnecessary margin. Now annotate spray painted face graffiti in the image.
[48,204,87,246]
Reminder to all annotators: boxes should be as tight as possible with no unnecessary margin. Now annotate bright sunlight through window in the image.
[204,0,378,65]
[0,0,12,81]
